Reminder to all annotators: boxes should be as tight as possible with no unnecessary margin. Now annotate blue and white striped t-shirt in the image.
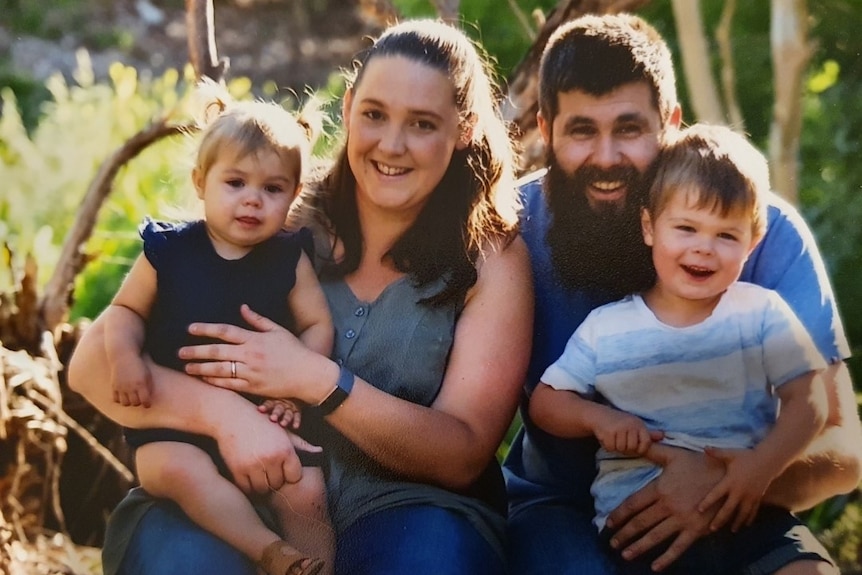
[541,282,826,530]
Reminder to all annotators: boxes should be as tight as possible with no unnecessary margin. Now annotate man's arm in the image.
[763,360,862,511]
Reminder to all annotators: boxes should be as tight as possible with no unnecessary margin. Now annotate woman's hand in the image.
[215,408,307,493]
[179,305,332,404]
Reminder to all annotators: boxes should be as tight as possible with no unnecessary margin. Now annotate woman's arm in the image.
[183,237,534,490]
[67,307,305,493]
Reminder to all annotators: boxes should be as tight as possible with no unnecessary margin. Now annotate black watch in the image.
[317,365,355,415]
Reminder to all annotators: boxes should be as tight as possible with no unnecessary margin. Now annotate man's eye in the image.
[616,124,643,138]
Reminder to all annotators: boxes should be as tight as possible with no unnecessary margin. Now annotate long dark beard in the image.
[545,154,656,301]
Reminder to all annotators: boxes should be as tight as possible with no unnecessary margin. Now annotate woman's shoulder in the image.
[467,234,530,303]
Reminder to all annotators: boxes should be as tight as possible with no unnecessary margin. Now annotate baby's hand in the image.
[697,447,769,532]
[594,411,657,456]
[111,359,152,407]
[259,398,302,429]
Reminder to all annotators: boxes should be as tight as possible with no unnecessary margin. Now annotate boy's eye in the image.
[718,232,739,241]
[676,225,696,233]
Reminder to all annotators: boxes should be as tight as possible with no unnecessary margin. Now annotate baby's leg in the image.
[269,466,334,575]
[135,441,283,563]
[773,561,839,575]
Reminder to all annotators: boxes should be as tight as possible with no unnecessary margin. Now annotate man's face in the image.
[538,81,671,214]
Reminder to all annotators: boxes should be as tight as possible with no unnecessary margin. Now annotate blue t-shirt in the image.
[503,171,850,515]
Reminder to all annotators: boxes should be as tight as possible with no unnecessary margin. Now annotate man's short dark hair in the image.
[539,13,677,124]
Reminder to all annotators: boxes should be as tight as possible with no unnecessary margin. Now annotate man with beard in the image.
[502,13,862,575]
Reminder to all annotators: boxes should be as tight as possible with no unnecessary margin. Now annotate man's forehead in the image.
[555,83,658,122]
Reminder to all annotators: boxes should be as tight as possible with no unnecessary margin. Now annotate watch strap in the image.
[317,365,354,415]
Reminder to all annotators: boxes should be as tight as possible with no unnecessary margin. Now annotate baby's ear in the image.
[640,208,654,246]
[192,166,206,199]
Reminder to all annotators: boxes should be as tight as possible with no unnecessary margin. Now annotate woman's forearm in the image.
[68,307,247,436]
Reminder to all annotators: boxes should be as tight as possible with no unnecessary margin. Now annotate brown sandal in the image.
[260,540,325,575]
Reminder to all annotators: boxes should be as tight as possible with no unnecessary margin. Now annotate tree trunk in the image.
[501,0,652,174]
[769,0,811,204]
[670,0,725,124]
[185,0,228,82]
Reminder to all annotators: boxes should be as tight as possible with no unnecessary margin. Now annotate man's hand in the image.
[605,443,724,572]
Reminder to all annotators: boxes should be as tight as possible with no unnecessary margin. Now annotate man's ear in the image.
[668,104,682,130]
[192,167,205,199]
[640,208,655,246]
[537,110,551,145]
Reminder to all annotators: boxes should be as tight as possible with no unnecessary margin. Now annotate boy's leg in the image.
[772,562,839,575]
[135,441,282,562]
[269,466,334,575]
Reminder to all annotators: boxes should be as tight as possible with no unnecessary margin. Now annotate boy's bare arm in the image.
[698,370,828,531]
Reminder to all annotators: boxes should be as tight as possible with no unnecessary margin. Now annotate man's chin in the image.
[586,194,627,215]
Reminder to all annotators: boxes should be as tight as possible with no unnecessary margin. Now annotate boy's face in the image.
[193,145,298,259]
[641,188,757,308]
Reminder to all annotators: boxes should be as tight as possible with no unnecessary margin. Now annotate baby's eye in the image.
[676,225,696,233]
[362,109,384,121]
[264,184,284,194]
[718,232,739,242]
[226,178,244,189]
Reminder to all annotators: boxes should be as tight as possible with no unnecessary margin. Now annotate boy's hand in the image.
[111,358,153,407]
[259,398,302,429]
[595,411,660,456]
[697,447,770,532]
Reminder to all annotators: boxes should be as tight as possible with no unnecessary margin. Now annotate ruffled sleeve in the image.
[138,217,181,271]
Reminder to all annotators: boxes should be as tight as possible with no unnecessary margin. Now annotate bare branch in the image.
[185,0,228,82]
[715,0,745,130]
[40,118,190,332]
[431,0,461,25]
[769,0,812,205]
[670,0,725,124]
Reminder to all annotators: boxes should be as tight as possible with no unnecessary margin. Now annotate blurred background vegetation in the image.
[1,0,860,571]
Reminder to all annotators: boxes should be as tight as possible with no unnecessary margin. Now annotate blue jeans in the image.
[117,501,256,575]
[336,505,506,575]
[116,501,503,575]
[507,501,618,575]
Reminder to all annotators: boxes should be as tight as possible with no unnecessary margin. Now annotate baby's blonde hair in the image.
[192,79,323,188]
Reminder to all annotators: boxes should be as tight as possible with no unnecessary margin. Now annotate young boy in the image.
[529,124,835,574]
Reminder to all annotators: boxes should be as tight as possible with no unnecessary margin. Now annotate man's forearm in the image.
[764,362,862,511]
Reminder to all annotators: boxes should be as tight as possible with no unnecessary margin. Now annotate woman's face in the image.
[343,55,468,220]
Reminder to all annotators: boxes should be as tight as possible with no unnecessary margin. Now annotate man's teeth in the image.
[376,162,409,176]
[592,181,623,191]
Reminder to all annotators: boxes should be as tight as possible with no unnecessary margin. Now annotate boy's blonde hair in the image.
[192,79,322,187]
[646,123,769,242]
